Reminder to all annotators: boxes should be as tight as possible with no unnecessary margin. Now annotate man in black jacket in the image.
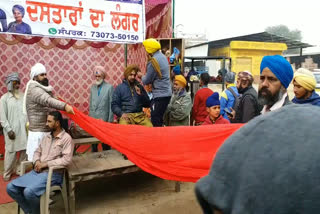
[230,71,260,123]
[111,65,152,127]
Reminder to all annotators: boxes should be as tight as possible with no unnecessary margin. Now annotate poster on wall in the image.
[0,0,146,43]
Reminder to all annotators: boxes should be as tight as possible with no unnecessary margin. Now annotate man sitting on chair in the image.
[6,111,74,214]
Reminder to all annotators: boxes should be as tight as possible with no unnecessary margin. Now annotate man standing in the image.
[164,75,192,126]
[292,68,320,106]
[0,73,27,181]
[112,65,152,127]
[231,71,259,123]
[7,111,74,214]
[142,38,172,127]
[191,73,213,126]
[259,55,294,114]
[23,63,74,161]
[89,66,114,152]
[220,71,239,121]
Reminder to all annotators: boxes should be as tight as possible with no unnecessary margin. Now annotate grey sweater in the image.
[26,82,66,132]
[196,104,320,214]
[142,51,172,98]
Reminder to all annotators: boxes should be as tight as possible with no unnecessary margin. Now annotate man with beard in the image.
[0,73,27,181]
[230,71,259,123]
[164,75,192,126]
[89,66,114,152]
[292,68,320,106]
[142,38,172,127]
[259,55,293,114]
[7,111,74,214]
[112,65,152,127]
[23,63,74,161]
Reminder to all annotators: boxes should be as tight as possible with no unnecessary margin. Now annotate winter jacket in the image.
[202,115,230,125]
[164,90,192,126]
[234,86,259,123]
[192,86,213,124]
[292,91,320,106]
[112,80,150,117]
[89,81,114,122]
[220,84,239,120]
[26,82,66,132]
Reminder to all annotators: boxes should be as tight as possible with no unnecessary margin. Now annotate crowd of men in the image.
[1,38,320,213]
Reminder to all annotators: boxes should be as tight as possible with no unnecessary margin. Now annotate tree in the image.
[265,25,302,41]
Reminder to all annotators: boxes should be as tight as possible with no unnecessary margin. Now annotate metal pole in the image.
[125,44,127,67]
[172,0,175,38]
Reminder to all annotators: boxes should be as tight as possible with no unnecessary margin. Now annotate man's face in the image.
[293,80,310,99]
[127,70,136,83]
[46,115,58,132]
[258,68,283,105]
[13,9,23,23]
[136,70,142,79]
[95,74,103,85]
[173,81,183,94]
[207,105,220,119]
[35,73,49,86]
[237,78,250,91]
[12,80,20,90]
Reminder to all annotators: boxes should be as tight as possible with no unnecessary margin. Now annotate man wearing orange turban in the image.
[142,38,172,127]
[163,75,192,126]
[111,65,152,127]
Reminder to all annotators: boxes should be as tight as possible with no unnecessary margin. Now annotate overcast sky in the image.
[175,0,320,48]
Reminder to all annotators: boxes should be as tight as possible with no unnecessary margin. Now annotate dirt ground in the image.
[0,160,202,214]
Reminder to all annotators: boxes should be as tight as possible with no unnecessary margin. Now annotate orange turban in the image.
[175,75,187,88]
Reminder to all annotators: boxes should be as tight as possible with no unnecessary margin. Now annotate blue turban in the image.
[260,55,293,88]
[206,92,220,107]
[12,5,25,17]
[173,65,181,75]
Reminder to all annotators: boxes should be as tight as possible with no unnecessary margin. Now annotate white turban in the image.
[30,63,46,79]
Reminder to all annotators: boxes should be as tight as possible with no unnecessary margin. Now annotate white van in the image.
[313,69,320,93]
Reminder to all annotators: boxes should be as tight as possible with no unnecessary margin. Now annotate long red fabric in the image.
[65,108,243,182]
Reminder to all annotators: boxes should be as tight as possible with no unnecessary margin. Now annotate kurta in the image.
[89,81,114,122]
[0,91,27,152]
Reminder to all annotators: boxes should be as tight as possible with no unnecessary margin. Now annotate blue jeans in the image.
[7,182,40,214]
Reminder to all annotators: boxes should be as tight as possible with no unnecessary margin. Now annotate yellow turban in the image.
[293,68,316,91]
[143,38,161,54]
[175,75,187,88]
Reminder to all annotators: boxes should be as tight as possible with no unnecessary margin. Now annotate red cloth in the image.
[65,107,243,182]
[192,88,213,124]
[202,115,230,125]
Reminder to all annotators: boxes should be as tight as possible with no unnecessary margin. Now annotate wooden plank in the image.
[73,137,100,145]
[68,150,135,177]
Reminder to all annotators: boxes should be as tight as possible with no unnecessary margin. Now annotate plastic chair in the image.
[18,161,69,214]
